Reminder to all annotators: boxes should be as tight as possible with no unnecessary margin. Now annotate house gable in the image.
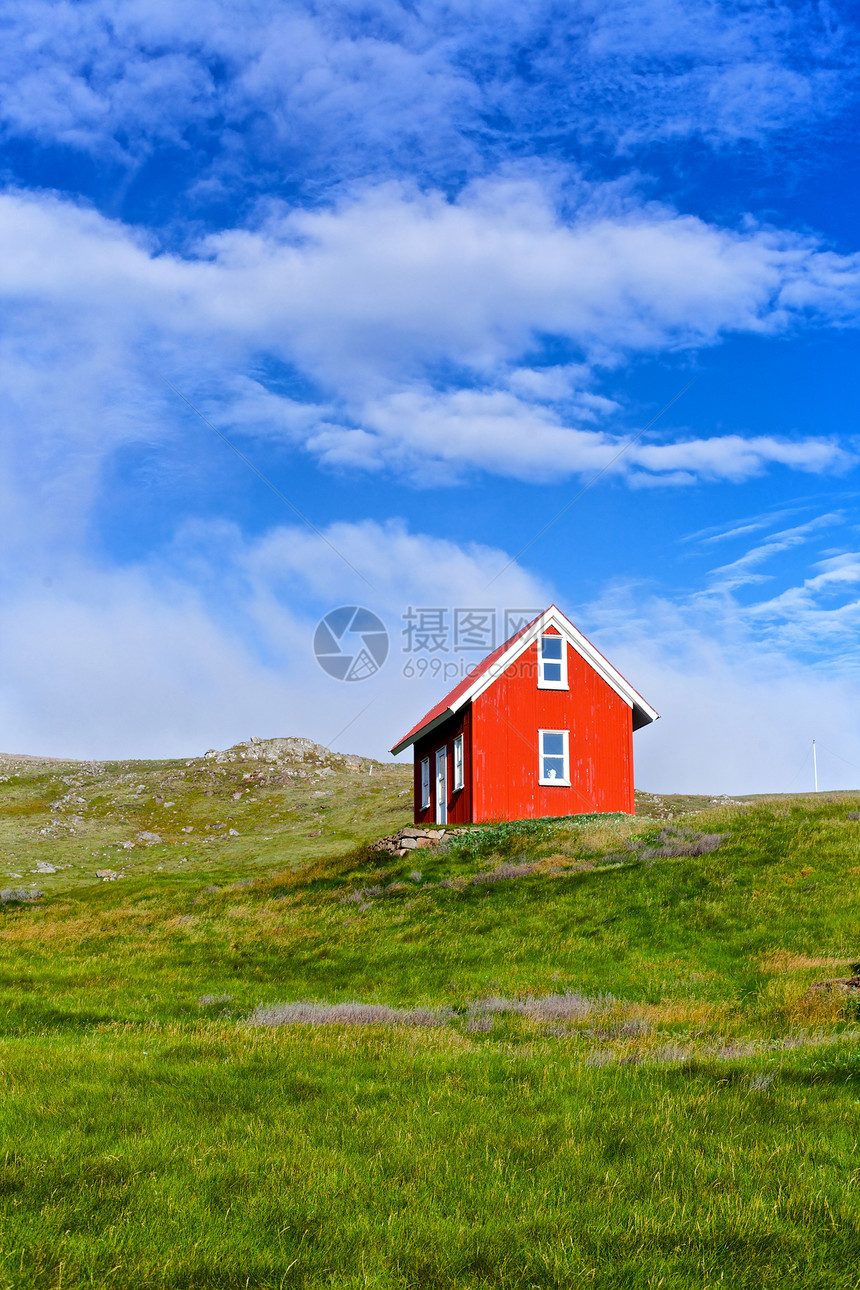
[462,606,657,727]
[469,632,636,818]
[390,604,657,755]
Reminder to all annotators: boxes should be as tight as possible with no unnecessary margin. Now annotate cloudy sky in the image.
[1,0,859,793]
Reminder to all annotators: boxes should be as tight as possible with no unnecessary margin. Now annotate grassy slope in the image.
[0,748,859,1288]
[0,741,410,895]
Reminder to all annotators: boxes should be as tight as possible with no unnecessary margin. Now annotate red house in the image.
[390,605,658,824]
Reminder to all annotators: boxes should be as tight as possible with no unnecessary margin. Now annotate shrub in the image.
[638,829,727,860]
[466,991,616,1024]
[246,1001,456,1028]
[470,861,539,884]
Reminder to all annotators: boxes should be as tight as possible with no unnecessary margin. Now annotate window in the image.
[453,734,464,791]
[538,729,570,785]
[538,632,567,688]
[420,757,431,809]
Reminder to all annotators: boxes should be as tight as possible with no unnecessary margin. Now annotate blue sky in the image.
[1,0,859,792]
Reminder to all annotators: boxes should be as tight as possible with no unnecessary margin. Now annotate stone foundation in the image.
[371,827,449,859]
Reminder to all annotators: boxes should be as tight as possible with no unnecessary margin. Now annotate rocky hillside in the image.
[0,737,413,895]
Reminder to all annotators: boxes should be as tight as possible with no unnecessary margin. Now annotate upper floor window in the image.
[420,757,431,808]
[453,734,465,791]
[538,729,570,785]
[538,632,567,689]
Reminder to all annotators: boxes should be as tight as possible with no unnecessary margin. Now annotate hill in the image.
[0,737,411,896]
[0,746,858,1287]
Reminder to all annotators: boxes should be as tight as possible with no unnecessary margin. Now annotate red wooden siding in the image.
[412,706,473,826]
[403,618,645,825]
[470,636,634,821]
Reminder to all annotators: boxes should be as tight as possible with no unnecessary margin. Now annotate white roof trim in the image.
[391,605,658,754]
[450,605,659,725]
[390,710,452,754]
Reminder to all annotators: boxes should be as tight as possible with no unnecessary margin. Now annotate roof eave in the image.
[632,702,659,729]
[390,708,454,756]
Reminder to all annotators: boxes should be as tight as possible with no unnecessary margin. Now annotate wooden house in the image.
[390,605,657,824]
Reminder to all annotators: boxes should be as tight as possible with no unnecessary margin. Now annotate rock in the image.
[807,976,860,996]
[96,869,119,881]
[228,828,239,836]
[137,831,162,845]
[120,840,135,850]
[0,888,42,904]
[34,862,57,874]
[369,827,451,856]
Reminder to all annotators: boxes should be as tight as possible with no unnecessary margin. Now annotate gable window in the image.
[538,730,570,785]
[538,632,567,689]
[420,757,431,809]
[453,734,464,791]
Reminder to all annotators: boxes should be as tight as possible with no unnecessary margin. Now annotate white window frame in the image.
[538,729,570,786]
[537,632,568,690]
[420,757,431,809]
[453,734,464,791]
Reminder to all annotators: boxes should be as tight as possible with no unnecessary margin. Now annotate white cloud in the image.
[313,386,850,486]
[620,626,860,796]
[631,438,850,483]
[0,181,856,501]
[0,518,548,760]
[742,552,860,656]
[205,181,860,382]
[0,0,850,195]
[585,581,860,795]
[699,517,791,544]
[3,512,859,797]
[705,513,844,590]
[0,573,297,760]
[669,506,860,658]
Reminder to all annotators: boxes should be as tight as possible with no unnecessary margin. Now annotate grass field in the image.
[1,740,859,1287]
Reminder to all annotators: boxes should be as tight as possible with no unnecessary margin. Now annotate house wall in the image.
[471,634,634,821]
[412,706,473,825]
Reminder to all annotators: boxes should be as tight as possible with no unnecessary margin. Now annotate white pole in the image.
[813,739,818,793]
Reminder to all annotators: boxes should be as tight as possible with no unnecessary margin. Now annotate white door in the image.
[435,747,447,825]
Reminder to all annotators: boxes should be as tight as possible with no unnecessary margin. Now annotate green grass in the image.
[3,1029,860,1289]
[1,748,860,1286]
